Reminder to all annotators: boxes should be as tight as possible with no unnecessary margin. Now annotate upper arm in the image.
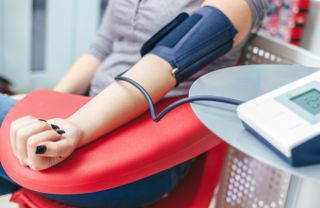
[201,0,270,45]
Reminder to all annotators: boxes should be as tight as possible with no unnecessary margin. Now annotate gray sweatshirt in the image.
[88,0,270,97]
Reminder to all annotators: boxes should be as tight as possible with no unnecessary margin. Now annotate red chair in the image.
[5,32,320,208]
[0,90,227,208]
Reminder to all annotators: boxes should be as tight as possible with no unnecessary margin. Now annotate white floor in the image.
[0,195,18,208]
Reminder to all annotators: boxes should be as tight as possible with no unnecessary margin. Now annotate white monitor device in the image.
[237,70,320,166]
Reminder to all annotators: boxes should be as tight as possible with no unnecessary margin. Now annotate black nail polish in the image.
[39,119,47,122]
[35,145,47,154]
[56,129,65,135]
[51,124,60,130]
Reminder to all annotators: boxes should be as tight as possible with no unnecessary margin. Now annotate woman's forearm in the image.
[9,0,258,171]
[68,55,174,147]
[54,54,101,95]
[69,0,253,147]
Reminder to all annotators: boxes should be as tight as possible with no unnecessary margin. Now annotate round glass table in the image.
[190,65,320,208]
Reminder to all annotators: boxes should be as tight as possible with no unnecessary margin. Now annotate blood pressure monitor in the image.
[237,71,320,166]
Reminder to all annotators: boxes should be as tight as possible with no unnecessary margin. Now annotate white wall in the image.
[0,0,101,93]
[301,0,320,56]
[44,0,100,88]
[0,0,32,92]
[0,0,3,74]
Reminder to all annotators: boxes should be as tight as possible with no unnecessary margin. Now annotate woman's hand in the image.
[10,116,83,171]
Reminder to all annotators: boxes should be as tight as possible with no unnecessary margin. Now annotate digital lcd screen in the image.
[290,89,320,115]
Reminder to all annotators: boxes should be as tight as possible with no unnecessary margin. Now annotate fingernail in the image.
[51,124,60,130]
[39,119,47,122]
[56,129,65,135]
[35,145,47,154]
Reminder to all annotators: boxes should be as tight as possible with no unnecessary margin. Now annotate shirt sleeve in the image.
[87,6,114,61]
[246,0,271,28]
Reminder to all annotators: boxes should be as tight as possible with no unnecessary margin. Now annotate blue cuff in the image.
[147,6,237,84]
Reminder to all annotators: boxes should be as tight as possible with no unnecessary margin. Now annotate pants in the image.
[0,94,190,208]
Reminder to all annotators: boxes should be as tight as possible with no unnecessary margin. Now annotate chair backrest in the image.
[239,33,320,67]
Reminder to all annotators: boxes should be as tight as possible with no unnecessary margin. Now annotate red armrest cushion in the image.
[0,90,221,194]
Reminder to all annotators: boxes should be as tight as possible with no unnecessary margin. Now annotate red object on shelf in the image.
[291,12,309,25]
[290,40,300,46]
[290,27,304,38]
[287,0,311,10]
[263,0,310,45]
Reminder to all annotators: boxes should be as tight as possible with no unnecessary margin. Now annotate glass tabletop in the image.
[190,64,320,182]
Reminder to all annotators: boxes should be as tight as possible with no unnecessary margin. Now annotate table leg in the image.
[285,175,320,208]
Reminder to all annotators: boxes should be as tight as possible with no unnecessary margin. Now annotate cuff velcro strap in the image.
[142,6,238,85]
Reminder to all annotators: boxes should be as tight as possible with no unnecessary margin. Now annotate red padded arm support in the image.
[0,90,222,194]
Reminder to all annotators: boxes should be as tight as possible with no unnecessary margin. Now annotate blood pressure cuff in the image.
[141,6,238,84]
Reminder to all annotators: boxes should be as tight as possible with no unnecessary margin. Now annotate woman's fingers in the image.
[24,130,63,171]
[26,130,75,170]
[34,140,71,158]
[14,120,50,163]
[10,117,82,171]
[10,116,41,160]
[26,130,62,159]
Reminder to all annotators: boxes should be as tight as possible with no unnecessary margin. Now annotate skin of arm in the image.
[69,0,253,146]
[54,53,101,95]
[10,0,253,170]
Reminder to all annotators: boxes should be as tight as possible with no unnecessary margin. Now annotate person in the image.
[0,0,270,207]
[0,76,14,95]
